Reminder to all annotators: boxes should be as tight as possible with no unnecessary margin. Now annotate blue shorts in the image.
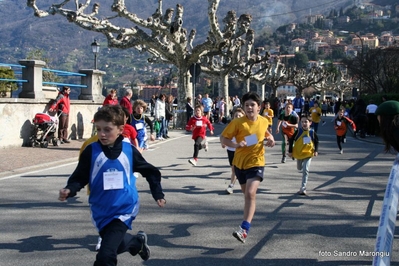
[227,150,235,166]
[234,166,264,185]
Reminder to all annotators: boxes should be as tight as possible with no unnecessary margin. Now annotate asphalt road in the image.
[1,116,398,266]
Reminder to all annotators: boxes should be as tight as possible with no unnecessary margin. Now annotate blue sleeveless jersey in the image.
[131,115,148,148]
[89,141,139,231]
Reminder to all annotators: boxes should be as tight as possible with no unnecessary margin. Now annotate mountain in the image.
[0,0,354,85]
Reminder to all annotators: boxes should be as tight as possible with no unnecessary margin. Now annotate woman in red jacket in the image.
[103,89,118,106]
[49,86,71,144]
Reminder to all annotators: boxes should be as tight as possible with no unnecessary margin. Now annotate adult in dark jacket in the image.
[49,86,71,144]
[164,95,174,139]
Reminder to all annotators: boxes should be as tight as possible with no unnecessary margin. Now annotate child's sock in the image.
[241,220,251,233]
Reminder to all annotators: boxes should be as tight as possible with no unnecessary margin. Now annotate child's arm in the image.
[275,120,282,134]
[59,147,92,201]
[220,135,240,149]
[313,132,319,156]
[206,118,214,135]
[132,148,166,207]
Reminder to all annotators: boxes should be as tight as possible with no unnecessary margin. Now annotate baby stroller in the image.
[29,112,61,148]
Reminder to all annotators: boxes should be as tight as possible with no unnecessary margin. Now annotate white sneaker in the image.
[226,185,234,194]
[95,236,102,251]
[340,149,343,154]
[204,141,209,152]
[188,158,197,166]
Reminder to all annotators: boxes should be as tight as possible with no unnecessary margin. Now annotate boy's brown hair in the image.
[94,105,125,126]
[133,99,148,111]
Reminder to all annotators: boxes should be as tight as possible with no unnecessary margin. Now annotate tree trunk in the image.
[176,69,191,129]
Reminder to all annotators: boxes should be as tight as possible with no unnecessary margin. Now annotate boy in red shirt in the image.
[186,105,214,166]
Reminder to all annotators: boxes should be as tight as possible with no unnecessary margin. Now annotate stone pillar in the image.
[78,69,106,102]
[18,59,46,99]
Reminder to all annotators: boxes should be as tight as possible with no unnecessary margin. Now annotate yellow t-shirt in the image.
[262,108,274,125]
[79,135,98,157]
[310,107,321,123]
[221,115,269,170]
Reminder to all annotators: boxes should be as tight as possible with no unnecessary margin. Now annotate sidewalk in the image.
[0,118,383,178]
[0,128,191,178]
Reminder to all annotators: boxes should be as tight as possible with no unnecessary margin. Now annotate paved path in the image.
[0,115,398,266]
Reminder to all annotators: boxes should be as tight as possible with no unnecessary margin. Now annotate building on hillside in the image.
[306,15,324,25]
[291,38,306,47]
[352,34,379,49]
[286,23,296,33]
[304,30,319,39]
[338,16,350,24]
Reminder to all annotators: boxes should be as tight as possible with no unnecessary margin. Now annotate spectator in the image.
[186,97,194,124]
[49,86,71,144]
[103,89,118,106]
[375,100,399,153]
[366,99,378,136]
[120,89,133,114]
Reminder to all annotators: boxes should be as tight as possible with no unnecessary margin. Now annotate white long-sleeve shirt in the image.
[154,99,166,120]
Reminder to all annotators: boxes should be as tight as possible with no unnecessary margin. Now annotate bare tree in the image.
[285,66,328,95]
[27,0,252,127]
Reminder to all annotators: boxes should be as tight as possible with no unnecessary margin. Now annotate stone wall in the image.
[0,98,102,148]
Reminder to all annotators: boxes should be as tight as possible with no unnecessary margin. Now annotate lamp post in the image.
[352,32,364,93]
[91,39,100,69]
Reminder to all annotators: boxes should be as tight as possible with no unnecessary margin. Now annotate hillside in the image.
[0,0,354,86]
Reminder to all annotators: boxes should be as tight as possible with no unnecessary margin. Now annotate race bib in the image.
[336,121,342,126]
[303,136,311,144]
[196,120,203,126]
[282,121,287,128]
[312,109,316,113]
[295,108,301,113]
[135,123,144,130]
[103,171,124,190]
[244,134,258,146]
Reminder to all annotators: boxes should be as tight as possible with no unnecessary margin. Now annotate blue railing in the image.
[0,62,88,97]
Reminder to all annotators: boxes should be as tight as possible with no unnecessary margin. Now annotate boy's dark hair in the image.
[301,114,312,122]
[94,105,125,126]
[242,91,261,106]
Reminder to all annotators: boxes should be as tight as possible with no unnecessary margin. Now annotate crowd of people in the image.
[53,87,396,264]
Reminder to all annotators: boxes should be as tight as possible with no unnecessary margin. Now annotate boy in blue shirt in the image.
[58,105,166,265]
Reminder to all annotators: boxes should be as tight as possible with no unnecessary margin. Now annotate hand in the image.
[210,130,214,135]
[150,134,155,141]
[49,108,54,112]
[287,152,292,158]
[157,198,166,208]
[58,188,70,201]
[265,138,275,148]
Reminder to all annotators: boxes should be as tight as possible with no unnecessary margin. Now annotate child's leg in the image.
[193,137,203,158]
[297,159,303,171]
[95,219,127,266]
[301,157,312,190]
[281,134,287,155]
[336,135,342,150]
[313,122,319,133]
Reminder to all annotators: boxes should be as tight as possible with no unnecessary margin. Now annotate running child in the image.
[186,105,214,166]
[131,100,155,152]
[262,101,274,134]
[58,105,166,265]
[334,107,356,154]
[288,115,319,195]
[276,103,298,163]
[220,91,275,243]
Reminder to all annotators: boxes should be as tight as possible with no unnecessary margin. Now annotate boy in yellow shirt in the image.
[220,92,275,243]
[262,101,274,134]
[309,102,322,133]
[288,115,319,195]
